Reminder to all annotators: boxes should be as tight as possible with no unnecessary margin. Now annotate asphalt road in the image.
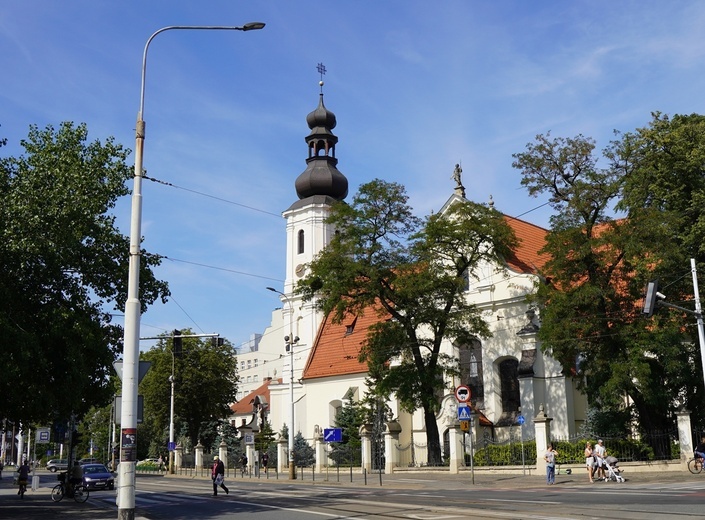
[3,468,705,520]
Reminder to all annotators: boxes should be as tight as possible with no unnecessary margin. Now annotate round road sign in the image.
[455,385,471,403]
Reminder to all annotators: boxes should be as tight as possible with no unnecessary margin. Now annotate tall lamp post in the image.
[118,22,265,520]
[266,287,298,480]
[168,355,175,474]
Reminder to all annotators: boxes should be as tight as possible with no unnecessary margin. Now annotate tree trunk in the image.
[424,407,442,466]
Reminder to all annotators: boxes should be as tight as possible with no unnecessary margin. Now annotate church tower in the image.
[281,77,348,353]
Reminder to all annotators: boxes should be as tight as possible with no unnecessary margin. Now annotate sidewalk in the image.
[162,464,705,490]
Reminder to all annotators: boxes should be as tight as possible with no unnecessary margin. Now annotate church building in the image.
[231,83,587,465]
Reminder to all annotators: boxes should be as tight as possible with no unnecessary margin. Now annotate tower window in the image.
[298,230,305,254]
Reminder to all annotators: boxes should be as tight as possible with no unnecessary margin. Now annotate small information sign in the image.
[323,428,343,443]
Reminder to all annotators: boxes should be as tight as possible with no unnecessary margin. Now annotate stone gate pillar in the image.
[533,404,552,474]
[676,408,693,465]
[360,424,373,473]
[194,441,204,471]
[174,445,183,469]
[277,436,288,473]
[218,441,228,470]
[384,421,402,474]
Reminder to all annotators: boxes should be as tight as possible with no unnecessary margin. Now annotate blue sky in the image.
[3,1,705,351]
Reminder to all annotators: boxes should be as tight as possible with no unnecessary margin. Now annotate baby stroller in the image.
[602,455,625,482]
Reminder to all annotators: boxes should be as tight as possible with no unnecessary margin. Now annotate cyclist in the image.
[695,436,705,461]
[17,459,30,498]
[68,461,84,495]
[239,453,248,476]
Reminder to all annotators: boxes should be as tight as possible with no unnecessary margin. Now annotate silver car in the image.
[46,459,68,472]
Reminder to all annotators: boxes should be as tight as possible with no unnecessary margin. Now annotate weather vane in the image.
[317,62,326,93]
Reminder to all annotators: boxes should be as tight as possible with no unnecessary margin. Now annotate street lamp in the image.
[266,286,298,480]
[118,22,265,520]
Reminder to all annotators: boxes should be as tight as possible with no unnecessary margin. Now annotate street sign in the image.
[459,420,470,432]
[517,414,525,425]
[36,427,51,443]
[245,433,255,445]
[323,428,343,443]
[168,441,176,451]
[455,385,471,403]
[114,361,152,384]
[457,405,471,421]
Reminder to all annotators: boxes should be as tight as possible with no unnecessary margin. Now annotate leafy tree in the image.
[139,331,238,450]
[292,431,315,468]
[512,122,704,438]
[297,179,518,465]
[0,122,169,425]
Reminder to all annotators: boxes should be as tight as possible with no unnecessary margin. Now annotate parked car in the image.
[81,463,114,490]
[79,457,99,465]
[46,459,68,472]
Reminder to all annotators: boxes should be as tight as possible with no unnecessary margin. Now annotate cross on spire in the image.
[317,62,326,93]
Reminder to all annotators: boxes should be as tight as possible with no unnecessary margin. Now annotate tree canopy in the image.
[297,179,518,464]
[512,113,705,434]
[139,331,239,450]
[0,122,169,425]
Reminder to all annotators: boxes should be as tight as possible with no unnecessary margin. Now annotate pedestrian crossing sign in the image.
[457,405,471,420]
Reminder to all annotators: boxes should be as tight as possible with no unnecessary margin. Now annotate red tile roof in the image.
[230,377,278,414]
[302,306,383,380]
[503,215,549,273]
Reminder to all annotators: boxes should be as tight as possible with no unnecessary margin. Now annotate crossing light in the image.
[71,430,82,447]
[173,330,183,357]
[642,280,664,318]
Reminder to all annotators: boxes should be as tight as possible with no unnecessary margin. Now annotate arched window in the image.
[297,230,305,254]
[458,340,484,409]
[498,358,520,413]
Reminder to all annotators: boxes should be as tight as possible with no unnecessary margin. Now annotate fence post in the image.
[676,408,693,466]
[533,404,552,476]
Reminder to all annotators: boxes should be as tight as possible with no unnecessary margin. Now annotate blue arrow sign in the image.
[457,405,471,421]
[517,415,525,425]
[323,428,342,442]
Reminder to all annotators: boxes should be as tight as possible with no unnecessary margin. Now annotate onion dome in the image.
[294,89,348,201]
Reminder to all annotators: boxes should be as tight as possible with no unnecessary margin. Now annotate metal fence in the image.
[550,430,679,463]
[473,427,536,467]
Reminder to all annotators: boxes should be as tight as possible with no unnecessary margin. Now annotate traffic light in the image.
[212,336,224,347]
[71,430,82,447]
[642,280,662,317]
[173,329,182,357]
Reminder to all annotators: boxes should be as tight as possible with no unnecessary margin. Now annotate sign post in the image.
[454,385,473,484]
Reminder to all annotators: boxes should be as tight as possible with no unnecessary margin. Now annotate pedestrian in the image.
[594,439,607,480]
[158,455,164,471]
[0,459,4,479]
[584,441,595,483]
[544,444,557,485]
[261,452,269,474]
[211,456,229,496]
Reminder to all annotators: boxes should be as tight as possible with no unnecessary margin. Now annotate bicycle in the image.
[17,478,28,498]
[51,472,89,503]
[688,454,704,474]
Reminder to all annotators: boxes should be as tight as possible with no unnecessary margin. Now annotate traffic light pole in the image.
[644,259,705,400]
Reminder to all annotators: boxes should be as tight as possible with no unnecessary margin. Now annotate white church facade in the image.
[230,86,588,467]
